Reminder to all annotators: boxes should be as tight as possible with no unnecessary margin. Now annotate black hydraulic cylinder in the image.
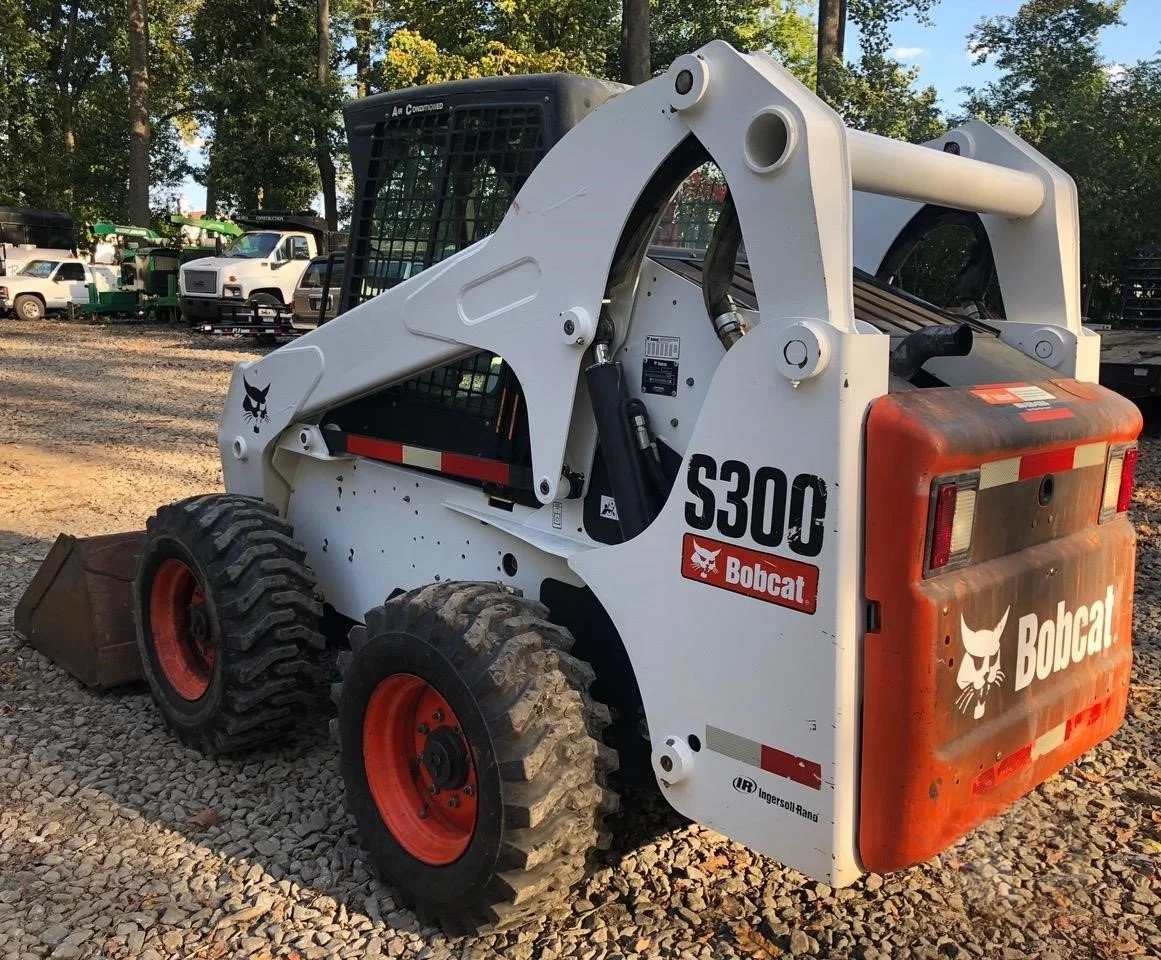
[585,359,654,541]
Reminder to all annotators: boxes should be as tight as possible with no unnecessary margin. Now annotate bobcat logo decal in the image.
[242,375,270,434]
[689,540,721,579]
[956,608,1009,720]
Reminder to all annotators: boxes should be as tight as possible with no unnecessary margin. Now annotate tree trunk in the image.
[354,0,372,98]
[620,0,651,85]
[816,0,847,102]
[204,145,217,218]
[59,1,80,208]
[127,0,151,226]
[316,0,338,229]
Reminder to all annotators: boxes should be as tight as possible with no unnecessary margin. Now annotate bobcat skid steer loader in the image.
[32,41,1141,934]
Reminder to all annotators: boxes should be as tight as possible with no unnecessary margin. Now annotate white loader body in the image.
[213,42,1122,887]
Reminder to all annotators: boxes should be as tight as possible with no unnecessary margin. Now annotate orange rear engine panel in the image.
[860,378,1142,873]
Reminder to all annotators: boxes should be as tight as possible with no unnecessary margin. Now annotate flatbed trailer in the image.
[1093,325,1161,399]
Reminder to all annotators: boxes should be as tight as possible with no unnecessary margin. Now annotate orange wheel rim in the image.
[363,673,479,865]
[150,558,214,701]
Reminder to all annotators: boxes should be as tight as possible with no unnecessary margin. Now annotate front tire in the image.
[133,494,325,754]
[14,295,44,321]
[336,582,619,935]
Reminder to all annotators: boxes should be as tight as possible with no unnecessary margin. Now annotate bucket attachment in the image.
[14,531,146,691]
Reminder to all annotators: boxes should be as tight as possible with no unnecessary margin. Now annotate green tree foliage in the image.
[824,0,946,142]
[647,0,815,82]
[0,0,191,227]
[189,0,326,214]
[958,0,1158,320]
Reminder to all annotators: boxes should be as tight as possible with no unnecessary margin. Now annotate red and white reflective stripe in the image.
[978,441,1107,490]
[971,695,1113,797]
[344,434,512,486]
[705,724,822,790]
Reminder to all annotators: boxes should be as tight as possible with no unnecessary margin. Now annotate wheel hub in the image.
[421,726,469,791]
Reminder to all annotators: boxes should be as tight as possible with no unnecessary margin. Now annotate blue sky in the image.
[176,0,1161,211]
[858,0,1161,115]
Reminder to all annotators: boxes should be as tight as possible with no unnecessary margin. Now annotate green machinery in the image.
[82,216,244,322]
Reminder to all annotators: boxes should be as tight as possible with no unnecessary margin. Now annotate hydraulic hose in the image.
[702,192,745,349]
[889,323,974,380]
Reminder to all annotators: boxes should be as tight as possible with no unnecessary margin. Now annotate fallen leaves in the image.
[188,807,222,830]
[732,922,782,958]
[1074,768,1108,785]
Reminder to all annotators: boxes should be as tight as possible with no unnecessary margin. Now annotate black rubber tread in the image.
[133,493,326,754]
[336,581,619,935]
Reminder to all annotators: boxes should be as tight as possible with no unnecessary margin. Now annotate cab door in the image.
[53,262,89,305]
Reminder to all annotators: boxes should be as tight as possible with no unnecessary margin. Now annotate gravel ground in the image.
[1,319,1159,960]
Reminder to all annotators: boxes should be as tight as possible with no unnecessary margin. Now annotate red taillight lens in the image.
[1117,447,1137,513]
[929,482,958,569]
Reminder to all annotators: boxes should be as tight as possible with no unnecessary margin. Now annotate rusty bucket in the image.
[14,531,146,691]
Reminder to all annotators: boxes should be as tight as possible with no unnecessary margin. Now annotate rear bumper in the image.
[860,380,1141,873]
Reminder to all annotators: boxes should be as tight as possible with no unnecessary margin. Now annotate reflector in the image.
[1117,447,1137,513]
[929,483,958,569]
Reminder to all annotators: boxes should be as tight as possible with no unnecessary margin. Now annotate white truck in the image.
[178,211,330,329]
[0,258,118,320]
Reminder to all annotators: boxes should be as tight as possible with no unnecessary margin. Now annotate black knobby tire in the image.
[335,582,620,935]
[14,295,44,321]
[133,493,326,754]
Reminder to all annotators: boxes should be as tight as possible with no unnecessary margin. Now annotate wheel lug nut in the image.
[433,709,444,722]
[417,723,429,734]
[464,785,474,797]
[448,796,460,808]
[428,783,437,794]
[418,807,428,819]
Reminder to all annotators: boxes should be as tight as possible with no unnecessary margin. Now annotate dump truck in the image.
[17,42,1141,937]
[178,211,328,336]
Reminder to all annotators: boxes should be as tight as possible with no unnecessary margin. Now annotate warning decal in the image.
[681,533,819,614]
[642,335,680,397]
[971,384,1055,405]
[970,383,1074,422]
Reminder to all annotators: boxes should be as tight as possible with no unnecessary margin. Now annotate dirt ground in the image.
[0,321,262,542]
[1,319,1159,960]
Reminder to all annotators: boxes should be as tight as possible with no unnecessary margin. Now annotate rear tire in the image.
[335,582,619,935]
[14,295,44,321]
[133,494,325,754]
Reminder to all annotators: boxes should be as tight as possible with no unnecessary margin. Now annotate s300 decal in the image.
[684,454,828,558]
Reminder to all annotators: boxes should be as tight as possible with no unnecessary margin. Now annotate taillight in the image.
[1101,444,1138,521]
[925,472,979,576]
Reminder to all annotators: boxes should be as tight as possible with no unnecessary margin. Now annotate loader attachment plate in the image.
[14,531,145,691]
[860,379,1141,873]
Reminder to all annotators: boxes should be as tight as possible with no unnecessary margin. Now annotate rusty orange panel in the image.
[860,379,1141,874]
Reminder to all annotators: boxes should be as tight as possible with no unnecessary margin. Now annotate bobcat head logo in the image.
[956,608,1009,720]
[242,375,270,434]
[689,540,721,579]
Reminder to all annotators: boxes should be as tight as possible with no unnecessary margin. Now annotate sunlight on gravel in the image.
[1,321,1159,960]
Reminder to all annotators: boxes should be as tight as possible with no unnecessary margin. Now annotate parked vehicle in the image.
[177,211,329,329]
[0,258,118,320]
[16,45,1142,935]
[291,253,345,329]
